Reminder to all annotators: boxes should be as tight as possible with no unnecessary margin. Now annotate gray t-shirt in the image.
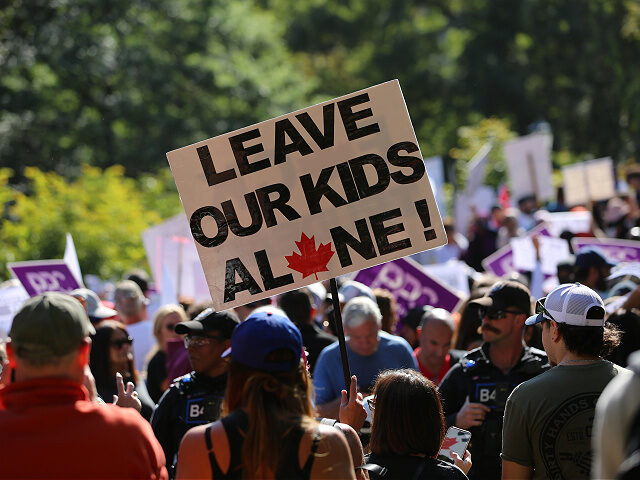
[501,360,630,480]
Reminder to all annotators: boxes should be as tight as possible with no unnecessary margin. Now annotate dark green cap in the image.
[10,292,96,359]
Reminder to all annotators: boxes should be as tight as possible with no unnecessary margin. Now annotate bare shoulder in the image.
[175,423,215,480]
[310,424,355,480]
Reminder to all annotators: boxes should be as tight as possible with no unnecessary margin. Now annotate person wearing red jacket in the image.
[0,292,167,480]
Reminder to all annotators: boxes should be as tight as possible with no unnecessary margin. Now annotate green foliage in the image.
[2,0,640,280]
[272,0,640,168]
[0,165,179,281]
[1,0,311,177]
[450,118,515,190]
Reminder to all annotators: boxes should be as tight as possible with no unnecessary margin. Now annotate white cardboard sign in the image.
[167,80,447,309]
[562,157,616,206]
[511,236,571,275]
[504,133,554,202]
[141,213,210,302]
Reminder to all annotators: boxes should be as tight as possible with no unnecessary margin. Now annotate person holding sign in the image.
[313,297,417,419]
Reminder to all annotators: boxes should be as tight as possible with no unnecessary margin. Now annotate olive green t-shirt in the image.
[501,360,630,480]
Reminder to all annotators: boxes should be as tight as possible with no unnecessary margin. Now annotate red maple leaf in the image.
[285,232,335,280]
[440,436,459,451]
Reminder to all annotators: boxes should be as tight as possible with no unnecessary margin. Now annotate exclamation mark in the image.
[414,199,437,241]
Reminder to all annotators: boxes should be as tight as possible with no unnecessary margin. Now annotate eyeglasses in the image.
[478,307,523,320]
[535,297,556,322]
[183,334,226,348]
[111,336,133,349]
[367,397,375,412]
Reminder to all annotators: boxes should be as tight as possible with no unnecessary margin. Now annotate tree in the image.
[0,0,311,177]
[0,165,181,281]
[272,0,640,172]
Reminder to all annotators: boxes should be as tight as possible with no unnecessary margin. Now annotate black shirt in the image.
[365,453,468,480]
[146,349,167,404]
[151,371,227,478]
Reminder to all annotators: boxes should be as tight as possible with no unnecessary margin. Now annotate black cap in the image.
[174,308,239,339]
[575,247,616,270]
[469,281,532,315]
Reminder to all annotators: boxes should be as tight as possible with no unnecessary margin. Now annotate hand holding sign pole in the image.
[167,80,447,393]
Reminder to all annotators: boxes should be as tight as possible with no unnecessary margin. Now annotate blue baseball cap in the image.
[222,310,303,372]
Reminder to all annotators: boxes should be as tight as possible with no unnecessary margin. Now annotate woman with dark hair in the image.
[89,320,154,419]
[365,369,471,479]
[175,310,355,479]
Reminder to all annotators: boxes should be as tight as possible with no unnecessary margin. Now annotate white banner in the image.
[167,80,447,309]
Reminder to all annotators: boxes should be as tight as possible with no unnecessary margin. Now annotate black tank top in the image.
[205,410,321,479]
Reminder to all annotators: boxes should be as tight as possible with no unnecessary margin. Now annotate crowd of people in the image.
[1,189,640,479]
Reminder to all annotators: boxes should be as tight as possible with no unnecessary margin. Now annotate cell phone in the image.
[438,426,471,460]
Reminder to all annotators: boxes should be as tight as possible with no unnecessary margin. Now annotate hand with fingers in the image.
[113,372,141,412]
[338,375,367,432]
[451,450,472,475]
[455,395,490,430]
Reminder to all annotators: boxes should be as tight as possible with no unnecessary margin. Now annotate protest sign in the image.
[482,224,551,277]
[454,186,496,237]
[424,156,446,217]
[167,80,446,310]
[423,260,471,297]
[511,236,571,275]
[562,157,616,207]
[504,133,554,202]
[353,257,463,318]
[572,237,640,263]
[141,213,210,301]
[539,210,592,237]
[8,260,82,297]
[0,280,29,339]
[464,143,492,198]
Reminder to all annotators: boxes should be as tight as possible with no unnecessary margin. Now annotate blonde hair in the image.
[224,359,315,479]
[145,304,188,365]
[152,304,187,343]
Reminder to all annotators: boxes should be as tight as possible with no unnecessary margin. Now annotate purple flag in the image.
[353,257,463,319]
[8,260,82,297]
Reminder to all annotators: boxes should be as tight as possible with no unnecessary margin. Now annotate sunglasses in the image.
[478,307,523,320]
[183,334,227,348]
[535,297,556,322]
[111,336,133,349]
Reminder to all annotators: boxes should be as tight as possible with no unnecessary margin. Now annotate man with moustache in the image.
[438,281,548,480]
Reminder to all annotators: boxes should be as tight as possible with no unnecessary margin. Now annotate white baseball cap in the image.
[526,283,605,327]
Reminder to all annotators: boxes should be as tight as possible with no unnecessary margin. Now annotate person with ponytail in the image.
[175,310,355,479]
